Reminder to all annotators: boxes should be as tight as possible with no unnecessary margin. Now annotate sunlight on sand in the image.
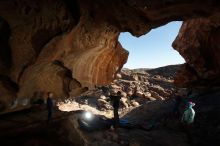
[57,100,113,118]
[57,99,138,119]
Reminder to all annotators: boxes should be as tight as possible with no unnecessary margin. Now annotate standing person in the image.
[181,101,196,144]
[46,92,54,122]
[110,91,121,128]
[182,101,195,124]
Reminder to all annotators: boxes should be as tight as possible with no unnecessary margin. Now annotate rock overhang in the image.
[0,0,220,113]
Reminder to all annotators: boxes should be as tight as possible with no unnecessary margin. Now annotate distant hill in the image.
[123,64,181,80]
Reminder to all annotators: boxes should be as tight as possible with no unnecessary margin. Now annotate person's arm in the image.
[181,111,186,122]
[182,110,188,122]
[109,95,113,101]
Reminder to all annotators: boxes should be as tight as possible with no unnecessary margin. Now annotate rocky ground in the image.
[55,65,220,146]
[1,65,220,146]
[58,65,180,117]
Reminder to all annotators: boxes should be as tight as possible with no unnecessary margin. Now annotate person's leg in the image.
[113,108,119,128]
[48,109,52,122]
[185,124,194,145]
[181,123,194,145]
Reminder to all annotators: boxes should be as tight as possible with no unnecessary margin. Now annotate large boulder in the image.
[150,91,164,101]
[120,97,129,108]
[135,91,144,98]
[149,85,170,97]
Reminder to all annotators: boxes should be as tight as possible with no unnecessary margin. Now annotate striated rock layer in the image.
[0,0,220,113]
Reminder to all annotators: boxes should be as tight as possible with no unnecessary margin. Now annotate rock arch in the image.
[0,0,220,113]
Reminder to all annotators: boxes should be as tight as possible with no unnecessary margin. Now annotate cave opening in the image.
[0,0,220,145]
[119,21,185,69]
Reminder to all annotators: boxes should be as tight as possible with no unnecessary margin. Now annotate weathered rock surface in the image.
[0,0,220,114]
[0,77,17,111]
[0,0,129,113]
[173,13,220,87]
[1,88,220,146]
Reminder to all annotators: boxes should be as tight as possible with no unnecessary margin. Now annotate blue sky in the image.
[119,21,185,69]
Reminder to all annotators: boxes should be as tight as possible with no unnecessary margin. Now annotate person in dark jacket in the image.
[46,92,53,122]
[110,91,121,128]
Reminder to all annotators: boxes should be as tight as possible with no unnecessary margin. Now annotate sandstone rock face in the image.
[0,0,129,113]
[0,0,220,113]
[0,78,17,111]
[173,13,220,87]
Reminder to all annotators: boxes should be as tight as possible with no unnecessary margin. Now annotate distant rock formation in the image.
[75,65,180,111]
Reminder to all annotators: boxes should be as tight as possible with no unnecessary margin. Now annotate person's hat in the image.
[117,91,121,95]
[188,101,195,107]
